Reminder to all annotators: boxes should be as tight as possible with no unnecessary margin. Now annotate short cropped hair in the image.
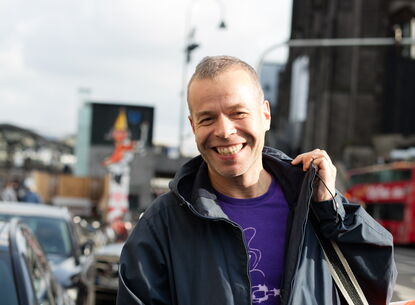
[187,56,264,106]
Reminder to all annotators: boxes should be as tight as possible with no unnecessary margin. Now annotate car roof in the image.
[0,202,71,220]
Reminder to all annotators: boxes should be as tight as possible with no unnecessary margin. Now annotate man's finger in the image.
[291,154,304,165]
[319,150,332,164]
[292,149,335,173]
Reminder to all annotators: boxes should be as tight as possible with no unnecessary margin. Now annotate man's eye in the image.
[199,118,213,125]
[233,112,248,118]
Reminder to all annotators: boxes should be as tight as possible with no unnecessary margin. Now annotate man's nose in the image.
[214,115,237,138]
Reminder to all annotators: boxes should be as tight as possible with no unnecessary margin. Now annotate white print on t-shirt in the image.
[244,227,280,304]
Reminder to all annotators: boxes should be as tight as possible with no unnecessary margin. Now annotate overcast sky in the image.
[0,0,292,155]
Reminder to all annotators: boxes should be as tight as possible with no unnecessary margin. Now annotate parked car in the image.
[95,242,123,303]
[0,203,96,305]
[0,218,75,305]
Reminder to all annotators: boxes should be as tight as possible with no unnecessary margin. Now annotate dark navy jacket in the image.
[117,147,397,305]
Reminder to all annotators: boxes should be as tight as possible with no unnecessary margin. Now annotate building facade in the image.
[272,0,415,167]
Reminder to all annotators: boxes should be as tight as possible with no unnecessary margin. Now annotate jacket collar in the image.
[170,147,307,217]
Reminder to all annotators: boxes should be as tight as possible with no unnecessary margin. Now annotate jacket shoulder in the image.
[140,191,182,223]
[263,146,293,161]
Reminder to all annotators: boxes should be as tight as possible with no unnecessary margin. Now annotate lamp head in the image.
[219,20,227,29]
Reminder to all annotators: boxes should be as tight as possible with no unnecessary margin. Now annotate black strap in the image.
[310,212,368,305]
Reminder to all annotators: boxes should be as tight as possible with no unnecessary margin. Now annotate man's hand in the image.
[291,149,337,202]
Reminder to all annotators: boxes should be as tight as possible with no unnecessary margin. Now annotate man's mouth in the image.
[215,144,244,155]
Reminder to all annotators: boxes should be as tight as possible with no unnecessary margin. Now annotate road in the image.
[392,246,415,302]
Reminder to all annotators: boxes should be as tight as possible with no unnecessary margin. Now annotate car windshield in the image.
[24,217,72,257]
[0,253,19,305]
[0,215,73,257]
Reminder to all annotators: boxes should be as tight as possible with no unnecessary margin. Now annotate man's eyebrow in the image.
[194,104,248,118]
[227,104,248,111]
[194,110,215,118]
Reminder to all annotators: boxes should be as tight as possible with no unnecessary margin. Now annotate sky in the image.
[0,0,292,155]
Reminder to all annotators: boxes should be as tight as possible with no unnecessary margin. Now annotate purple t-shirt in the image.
[215,177,289,305]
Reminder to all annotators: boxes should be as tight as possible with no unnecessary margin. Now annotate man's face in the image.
[188,67,270,182]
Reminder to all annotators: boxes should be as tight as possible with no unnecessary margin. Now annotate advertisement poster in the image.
[98,104,153,226]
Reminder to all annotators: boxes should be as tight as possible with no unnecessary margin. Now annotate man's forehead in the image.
[193,102,249,116]
[189,70,256,97]
[188,67,262,113]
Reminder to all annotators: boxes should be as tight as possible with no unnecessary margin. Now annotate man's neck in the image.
[209,169,273,199]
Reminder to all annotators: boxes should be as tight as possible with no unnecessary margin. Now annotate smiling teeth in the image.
[216,144,243,155]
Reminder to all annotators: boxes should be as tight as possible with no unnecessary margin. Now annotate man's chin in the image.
[211,166,244,179]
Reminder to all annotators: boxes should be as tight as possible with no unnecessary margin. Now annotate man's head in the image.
[187,56,264,112]
[187,55,270,183]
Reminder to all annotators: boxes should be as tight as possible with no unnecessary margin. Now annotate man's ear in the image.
[263,100,271,131]
[188,115,195,133]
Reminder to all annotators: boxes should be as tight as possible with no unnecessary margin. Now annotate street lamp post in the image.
[178,0,227,157]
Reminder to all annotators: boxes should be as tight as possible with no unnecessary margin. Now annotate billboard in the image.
[88,102,154,225]
[90,103,154,147]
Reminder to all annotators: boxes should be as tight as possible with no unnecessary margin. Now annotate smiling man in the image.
[188,63,272,199]
[117,56,396,305]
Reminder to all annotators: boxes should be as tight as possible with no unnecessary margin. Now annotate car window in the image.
[22,217,72,257]
[0,253,19,305]
[0,215,73,258]
[18,226,55,305]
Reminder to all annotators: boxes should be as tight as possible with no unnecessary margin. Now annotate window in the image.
[395,18,415,59]
[0,215,73,257]
[21,217,72,257]
[350,169,412,185]
[391,5,415,60]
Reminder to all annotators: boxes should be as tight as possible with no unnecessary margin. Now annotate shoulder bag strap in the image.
[310,208,369,305]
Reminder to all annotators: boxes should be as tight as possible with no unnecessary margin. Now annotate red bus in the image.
[346,162,415,244]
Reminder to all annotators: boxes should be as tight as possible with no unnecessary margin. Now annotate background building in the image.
[0,123,74,175]
[260,63,285,148]
[260,62,284,109]
[272,0,415,168]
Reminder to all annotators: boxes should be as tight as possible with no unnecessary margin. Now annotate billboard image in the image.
[91,103,154,149]
[92,103,154,225]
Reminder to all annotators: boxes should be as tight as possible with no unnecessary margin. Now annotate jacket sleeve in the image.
[311,193,398,305]
[116,216,172,305]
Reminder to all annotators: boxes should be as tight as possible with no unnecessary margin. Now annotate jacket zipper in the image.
[285,169,316,305]
[223,218,253,305]
[183,201,253,305]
